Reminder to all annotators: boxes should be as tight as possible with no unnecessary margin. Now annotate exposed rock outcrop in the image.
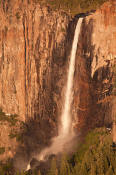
[0,0,116,162]
[0,1,71,122]
[73,0,116,131]
[0,0,73,161]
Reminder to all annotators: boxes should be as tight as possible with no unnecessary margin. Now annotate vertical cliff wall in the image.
[1,0,115,131]
[0,0,75,161]
[73,0,116,132]
[0,0,116,162]
[0,1,73,124]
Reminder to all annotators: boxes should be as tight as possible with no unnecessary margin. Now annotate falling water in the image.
[60,18,83,136]
[26,18,83,169]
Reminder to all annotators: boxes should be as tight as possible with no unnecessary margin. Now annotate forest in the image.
[35,0,107,15]
[0,0,115,174]
[0,128,116,175]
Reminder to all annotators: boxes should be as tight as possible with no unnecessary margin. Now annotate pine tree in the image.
[98,151,105,175]
[16,171,20,175]
[59,155,71,175]
[38,170,41,175]
[90,161,97,175]
[47,158,58,175]
[106,166,114,175]
[79,161,88,175]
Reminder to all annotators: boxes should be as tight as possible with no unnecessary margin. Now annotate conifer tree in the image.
[73,163,81,175]
[38,170,41,175]
[59,155,71,175]
[98,151,105,175]
[79,161,88,175]
[47,158,58,175]
[90,164,97,175]
[16,171,20,175]
[106,166,114,175]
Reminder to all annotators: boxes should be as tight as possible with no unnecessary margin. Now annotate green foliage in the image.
[0,147,5,155]
[8,121,27,142]
[0,160,14,175]
[59,155,71,175]
[38,170,42,175]
[72,128,114,175]
[0,0,107,15]
[34,0,107,15]
[112,64,116,96]
[73,128,107,164]
[15,12,20,20]
[0,108,18,126]
[0,108,5,118]
[0,160,36,175]
[0,108,26,143]
[47,128,115,175]
[0,128,115,175]
[8,130,22,142]
[47,158,58,175]
[80,0,106,9]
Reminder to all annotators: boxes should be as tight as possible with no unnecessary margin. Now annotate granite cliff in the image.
[73,0,116,132]
[0,0,115,163]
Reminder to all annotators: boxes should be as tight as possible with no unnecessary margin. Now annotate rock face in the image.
[0,0,71,122]
[0,0,116,162]
[73,0,116,131]
[0,0,75,161]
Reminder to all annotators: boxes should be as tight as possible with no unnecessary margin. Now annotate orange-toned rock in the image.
[0,0,70,122]
[0,0,71,160]
[73,0,116,132]
[0,0,116,161]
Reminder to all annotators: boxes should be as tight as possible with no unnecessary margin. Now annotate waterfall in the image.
[26,18,83,169]
[60,18,83,136]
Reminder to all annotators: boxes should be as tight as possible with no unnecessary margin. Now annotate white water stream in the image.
[26,18,83,170]
[60,18,83,136]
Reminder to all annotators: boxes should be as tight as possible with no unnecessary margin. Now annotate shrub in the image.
[46,128,115,175]
[0,147,5,155]
[0,108,18,126]
[35,0,107,15]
